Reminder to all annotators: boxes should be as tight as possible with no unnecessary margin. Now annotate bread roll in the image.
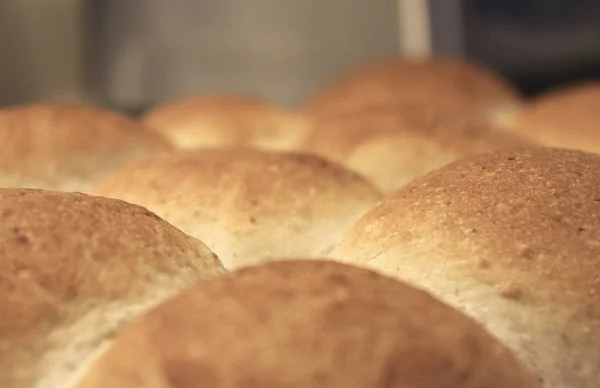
[73,259,538,388]
[142,95,310,151]
[304,57,522,126]
[92,149,382,269]
[330,148,600,387]
[0,102,171,192]
[301,107,530,193]
[0,189,225,388]
[507,82,600,153]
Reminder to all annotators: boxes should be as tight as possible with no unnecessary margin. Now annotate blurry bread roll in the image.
[507,82,600,153]
[92,149,382,269]
[0,189,225,388]
[73,259,538,388]
[0,102,171,192]
[142,95,311,150]
[301,107,530,193]
[304,57,522,126]
[330,148,600,387]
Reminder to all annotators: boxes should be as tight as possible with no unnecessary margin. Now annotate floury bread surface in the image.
[330,148,600,387]
[0,189,225,388]
[93,149,382,269]
[0,102,171,192]
[74,260,539,388]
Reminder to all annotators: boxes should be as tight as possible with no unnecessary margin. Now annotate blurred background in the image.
[0,0,599,113]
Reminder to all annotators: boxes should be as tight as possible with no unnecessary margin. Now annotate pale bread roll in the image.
[330,148,600,387]
[0,102,171,192]
[142,95,311,151]
[0,189,225,388]
[301,107,530,193]
[73,260,539,388]
[92,149,382,269]
[304,57,522,126]
[507,82,600,153]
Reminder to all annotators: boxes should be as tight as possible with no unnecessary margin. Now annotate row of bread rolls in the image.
[0,54,598,387]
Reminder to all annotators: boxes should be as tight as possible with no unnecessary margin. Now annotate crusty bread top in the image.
[333,147,600,307]
[0,189,224,387]
[300,106,530,193]
[303,106,529,160]
[92,148,382,268]
[0,102,171,190]
[509,82,600,152]
[304,56,522,119]
[141,95,311,150]
[74,260,538,388]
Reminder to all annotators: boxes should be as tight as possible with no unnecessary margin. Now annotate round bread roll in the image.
[0,189,225,388]
[300,106,530,193]
[330,148,600,387]
[507,82,600,153]
[142,95,311,151]
[304,57,522,126]
[92,149,382,269]
[0,102,171,192]
[73,259,539,388]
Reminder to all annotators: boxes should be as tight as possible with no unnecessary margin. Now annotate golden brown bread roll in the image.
[331,147,600,387]
[142,95,311,151]
[73,260,539,388]
[304,56,522,125]
[0,189,225,388]
[507,82,600,153]
[92,149,382,270]
[301,106,530,193]
[0,102,171,192]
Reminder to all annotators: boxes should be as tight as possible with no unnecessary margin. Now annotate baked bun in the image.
[507,82,600,153]
[330,147,600,387]
[92,149,382,269]
[142,95,311,150]
[0,189,225,388]
[301,106,530,193]
[304,56,522,125]
[73,259,538,388]
[0,102,171,192]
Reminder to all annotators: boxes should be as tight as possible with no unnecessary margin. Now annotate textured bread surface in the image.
[331,147,600,387]
[0,189,225,388]
[0,102,171,192]
[508,82,600,153]
[301,106,530,193]
[304,57,522,125]
[74,259,539,388]
[92,149,382,269]
[142,95,311,151]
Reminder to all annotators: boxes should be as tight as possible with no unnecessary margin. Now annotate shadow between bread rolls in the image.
[0,189,225,388]
[71,260,539,388]
[330,147,600,388]
[0,102,171,192]
[91,148,382,270]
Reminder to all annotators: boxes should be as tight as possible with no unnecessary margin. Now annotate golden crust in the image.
[304,56,522,121]
[75,260,539,388]
[0,189,225,388]
[92,149,382,269]
[142,95,311,150]
[509,82,600,152]
[331,147,600,386]
[0,102,171,191]
[301,106,530,193]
